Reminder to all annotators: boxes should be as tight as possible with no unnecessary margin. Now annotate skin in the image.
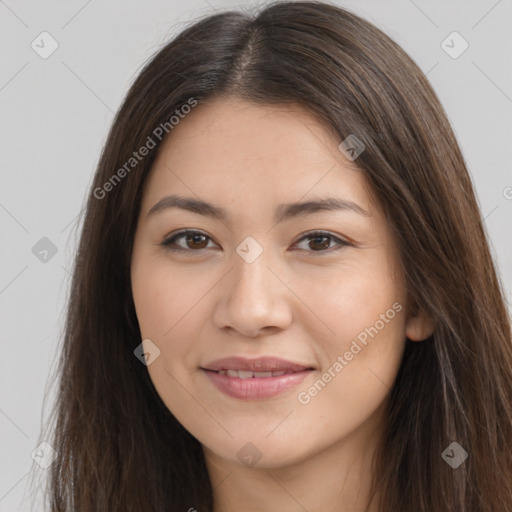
[130,96,434,512]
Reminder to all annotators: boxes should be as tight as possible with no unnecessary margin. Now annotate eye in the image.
[292,230,353,255]
[160,229,218,253]
[160,229,353,255]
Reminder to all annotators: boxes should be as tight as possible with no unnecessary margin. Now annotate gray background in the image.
[1,0,511,510]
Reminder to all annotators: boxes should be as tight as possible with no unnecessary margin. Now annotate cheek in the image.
[303,259,404,342]
[299,258,406,393]
[131,259,213,417]
[132,258,209,338]
[131,258,219,383]
[291,283,405,455]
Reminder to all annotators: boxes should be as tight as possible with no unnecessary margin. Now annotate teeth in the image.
[217,369,290,378]
[253,371,272,378]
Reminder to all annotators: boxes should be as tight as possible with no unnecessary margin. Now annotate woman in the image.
[37,1,512,510]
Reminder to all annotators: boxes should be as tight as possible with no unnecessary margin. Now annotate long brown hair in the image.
[34,1,512,510]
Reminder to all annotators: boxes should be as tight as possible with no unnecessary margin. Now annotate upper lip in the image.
[202,356,314,373]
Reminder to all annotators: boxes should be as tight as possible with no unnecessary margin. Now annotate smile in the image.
[202,368,314,400]
[217,369,288,378]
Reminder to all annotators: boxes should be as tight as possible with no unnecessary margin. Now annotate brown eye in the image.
[293,231,352,255]
[160,229,352,255]
[185,232,208,249]
[160,230,216,252]
[307,234,331,251]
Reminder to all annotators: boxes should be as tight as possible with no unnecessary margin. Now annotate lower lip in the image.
[202,369,313,399]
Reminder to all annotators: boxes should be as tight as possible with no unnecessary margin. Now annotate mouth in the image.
[201,356,315,400]
[214,369,292,378]
[202,356,314,373]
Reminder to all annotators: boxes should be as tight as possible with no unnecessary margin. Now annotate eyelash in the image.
[159,229,353,256]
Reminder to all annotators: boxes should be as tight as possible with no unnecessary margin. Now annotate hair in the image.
[34,1,512,510]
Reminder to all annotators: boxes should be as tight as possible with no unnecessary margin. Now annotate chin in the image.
[201,432,315,470]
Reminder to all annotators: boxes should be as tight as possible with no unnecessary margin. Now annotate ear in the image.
[405,302,435,342]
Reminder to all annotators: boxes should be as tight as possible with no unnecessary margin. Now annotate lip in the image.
[203,356,313,373]
[201,356,315,400]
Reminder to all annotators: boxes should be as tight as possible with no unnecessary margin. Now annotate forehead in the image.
[141,97,375,218]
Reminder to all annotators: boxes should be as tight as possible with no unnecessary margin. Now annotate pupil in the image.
[188,233,207,249]
[311,236,329,250]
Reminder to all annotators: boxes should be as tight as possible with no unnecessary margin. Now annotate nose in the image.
[212,246,293,338]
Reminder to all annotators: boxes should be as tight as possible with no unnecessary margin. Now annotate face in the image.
[130,97,427,470]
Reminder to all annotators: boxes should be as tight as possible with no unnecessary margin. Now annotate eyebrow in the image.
[147,194,370,223]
